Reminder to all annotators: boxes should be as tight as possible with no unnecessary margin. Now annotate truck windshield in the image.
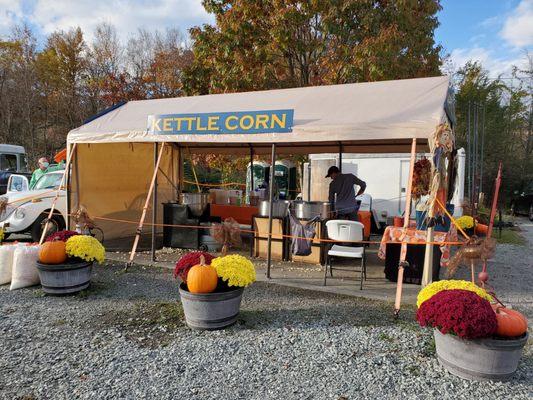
[34,174,62,190]
[0,154,18,171]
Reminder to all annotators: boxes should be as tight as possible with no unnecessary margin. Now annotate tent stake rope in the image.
[39,143,77,245]
[126,142,166,270]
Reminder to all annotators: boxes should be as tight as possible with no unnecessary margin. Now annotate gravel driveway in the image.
[1,256,531,400]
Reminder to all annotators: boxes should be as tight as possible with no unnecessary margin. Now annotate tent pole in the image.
[66,144,78,230]
[249,145,254,193]
[151,143,158,262]
[177,145,183,198]
[187,146,201,193]
[39,143,77,244]
[266,143,276,279]
[126,142,166,270]
[394,138,416,316]
[338,142,343,172]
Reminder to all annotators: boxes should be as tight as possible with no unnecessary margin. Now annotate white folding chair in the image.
[324,220,366,290]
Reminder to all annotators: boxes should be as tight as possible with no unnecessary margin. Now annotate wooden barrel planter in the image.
[179,283,244,330]
[434,329,529,381]
[36,259,93,295]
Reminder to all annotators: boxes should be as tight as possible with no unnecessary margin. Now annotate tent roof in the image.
[67,76,452,154]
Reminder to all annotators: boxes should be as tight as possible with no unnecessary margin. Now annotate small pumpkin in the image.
[186,255,218,294]
[39,240,67,264]
[492,305,528,337]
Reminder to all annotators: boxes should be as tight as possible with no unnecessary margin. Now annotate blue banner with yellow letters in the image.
[147,109,294,135]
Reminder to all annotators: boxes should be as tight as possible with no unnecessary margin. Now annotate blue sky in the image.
[1,0,531,76]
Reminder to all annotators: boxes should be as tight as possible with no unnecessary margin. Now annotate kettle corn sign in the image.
[147,109,294,135]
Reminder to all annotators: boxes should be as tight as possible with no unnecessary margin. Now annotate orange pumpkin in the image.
[39,240,67,264]
[492,305,528,337]
[186,256,218,294]
[475,223,488,236]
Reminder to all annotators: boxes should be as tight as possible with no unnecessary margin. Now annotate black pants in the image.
[337,211,359,222]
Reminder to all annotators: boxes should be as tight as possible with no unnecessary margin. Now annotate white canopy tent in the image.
[68,76,453,153]
[64,75,454,313]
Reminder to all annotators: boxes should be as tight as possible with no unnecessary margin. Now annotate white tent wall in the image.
[69,142,177,247]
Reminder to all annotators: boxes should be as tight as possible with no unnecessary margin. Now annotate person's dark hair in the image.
[325,166,340,178]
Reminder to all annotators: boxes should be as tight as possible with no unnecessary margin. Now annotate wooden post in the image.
[394,138,417,316]
[151,143,158,262]
[487,163,502,238]
[266,143,276,279]
[39,143,77,244]
[126,142,166,269]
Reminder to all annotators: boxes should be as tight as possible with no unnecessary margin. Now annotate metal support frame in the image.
[338,142,343,172]
[249,145,254,192]
[151,143,158,262]
[266,143,277,278]
[126,142,166,269]
[467,101,471,201]
[394,138,417,316]
[39,143,77,244]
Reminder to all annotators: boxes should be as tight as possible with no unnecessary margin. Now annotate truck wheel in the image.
[31,214,65,242]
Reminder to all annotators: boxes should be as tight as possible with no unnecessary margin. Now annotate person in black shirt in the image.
[326,166,366,221]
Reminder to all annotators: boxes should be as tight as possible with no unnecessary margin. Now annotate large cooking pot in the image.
[180,193,209,217]
[258,200,290,218]
[292,201,331,220]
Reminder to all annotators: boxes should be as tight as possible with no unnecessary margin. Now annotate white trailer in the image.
[302,148,465,227]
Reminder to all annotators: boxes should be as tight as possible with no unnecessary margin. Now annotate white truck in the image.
[0,171,66,241]
[302,149,466,230]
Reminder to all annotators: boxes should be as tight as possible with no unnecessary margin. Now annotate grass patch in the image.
[97,301,184,348]
[75,281,112,298]
[494,228,526,245]
[420,335,436,358]
[379,332,394,343]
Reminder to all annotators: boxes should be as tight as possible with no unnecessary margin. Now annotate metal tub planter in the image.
[175,252,255,331]
[434,329,529,381]
[179,283,244,330]
[36,259,93,295]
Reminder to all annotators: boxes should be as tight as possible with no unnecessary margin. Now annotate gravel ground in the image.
[1,257,532,400]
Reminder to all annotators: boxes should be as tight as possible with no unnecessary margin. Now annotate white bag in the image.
[10,245,40,290]
[0,244,19,285]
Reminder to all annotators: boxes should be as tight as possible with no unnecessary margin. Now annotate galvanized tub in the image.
[179,283,244,330]
[292,201,331,219]
[434,329,528,381]
[258,200,290,218]
[36,260,93,295]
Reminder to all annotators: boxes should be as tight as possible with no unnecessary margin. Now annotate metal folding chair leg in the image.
[324,256,329,286]
[360,257,364,290]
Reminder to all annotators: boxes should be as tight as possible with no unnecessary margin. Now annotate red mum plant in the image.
[174,251,215,281]
[416,289,497,339]
[45,230,79,242]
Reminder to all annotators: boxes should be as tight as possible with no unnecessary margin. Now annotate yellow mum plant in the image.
[212,254,256,287]
[456,216,474,230]
[65,235,105,264]
[417,279,492,308]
